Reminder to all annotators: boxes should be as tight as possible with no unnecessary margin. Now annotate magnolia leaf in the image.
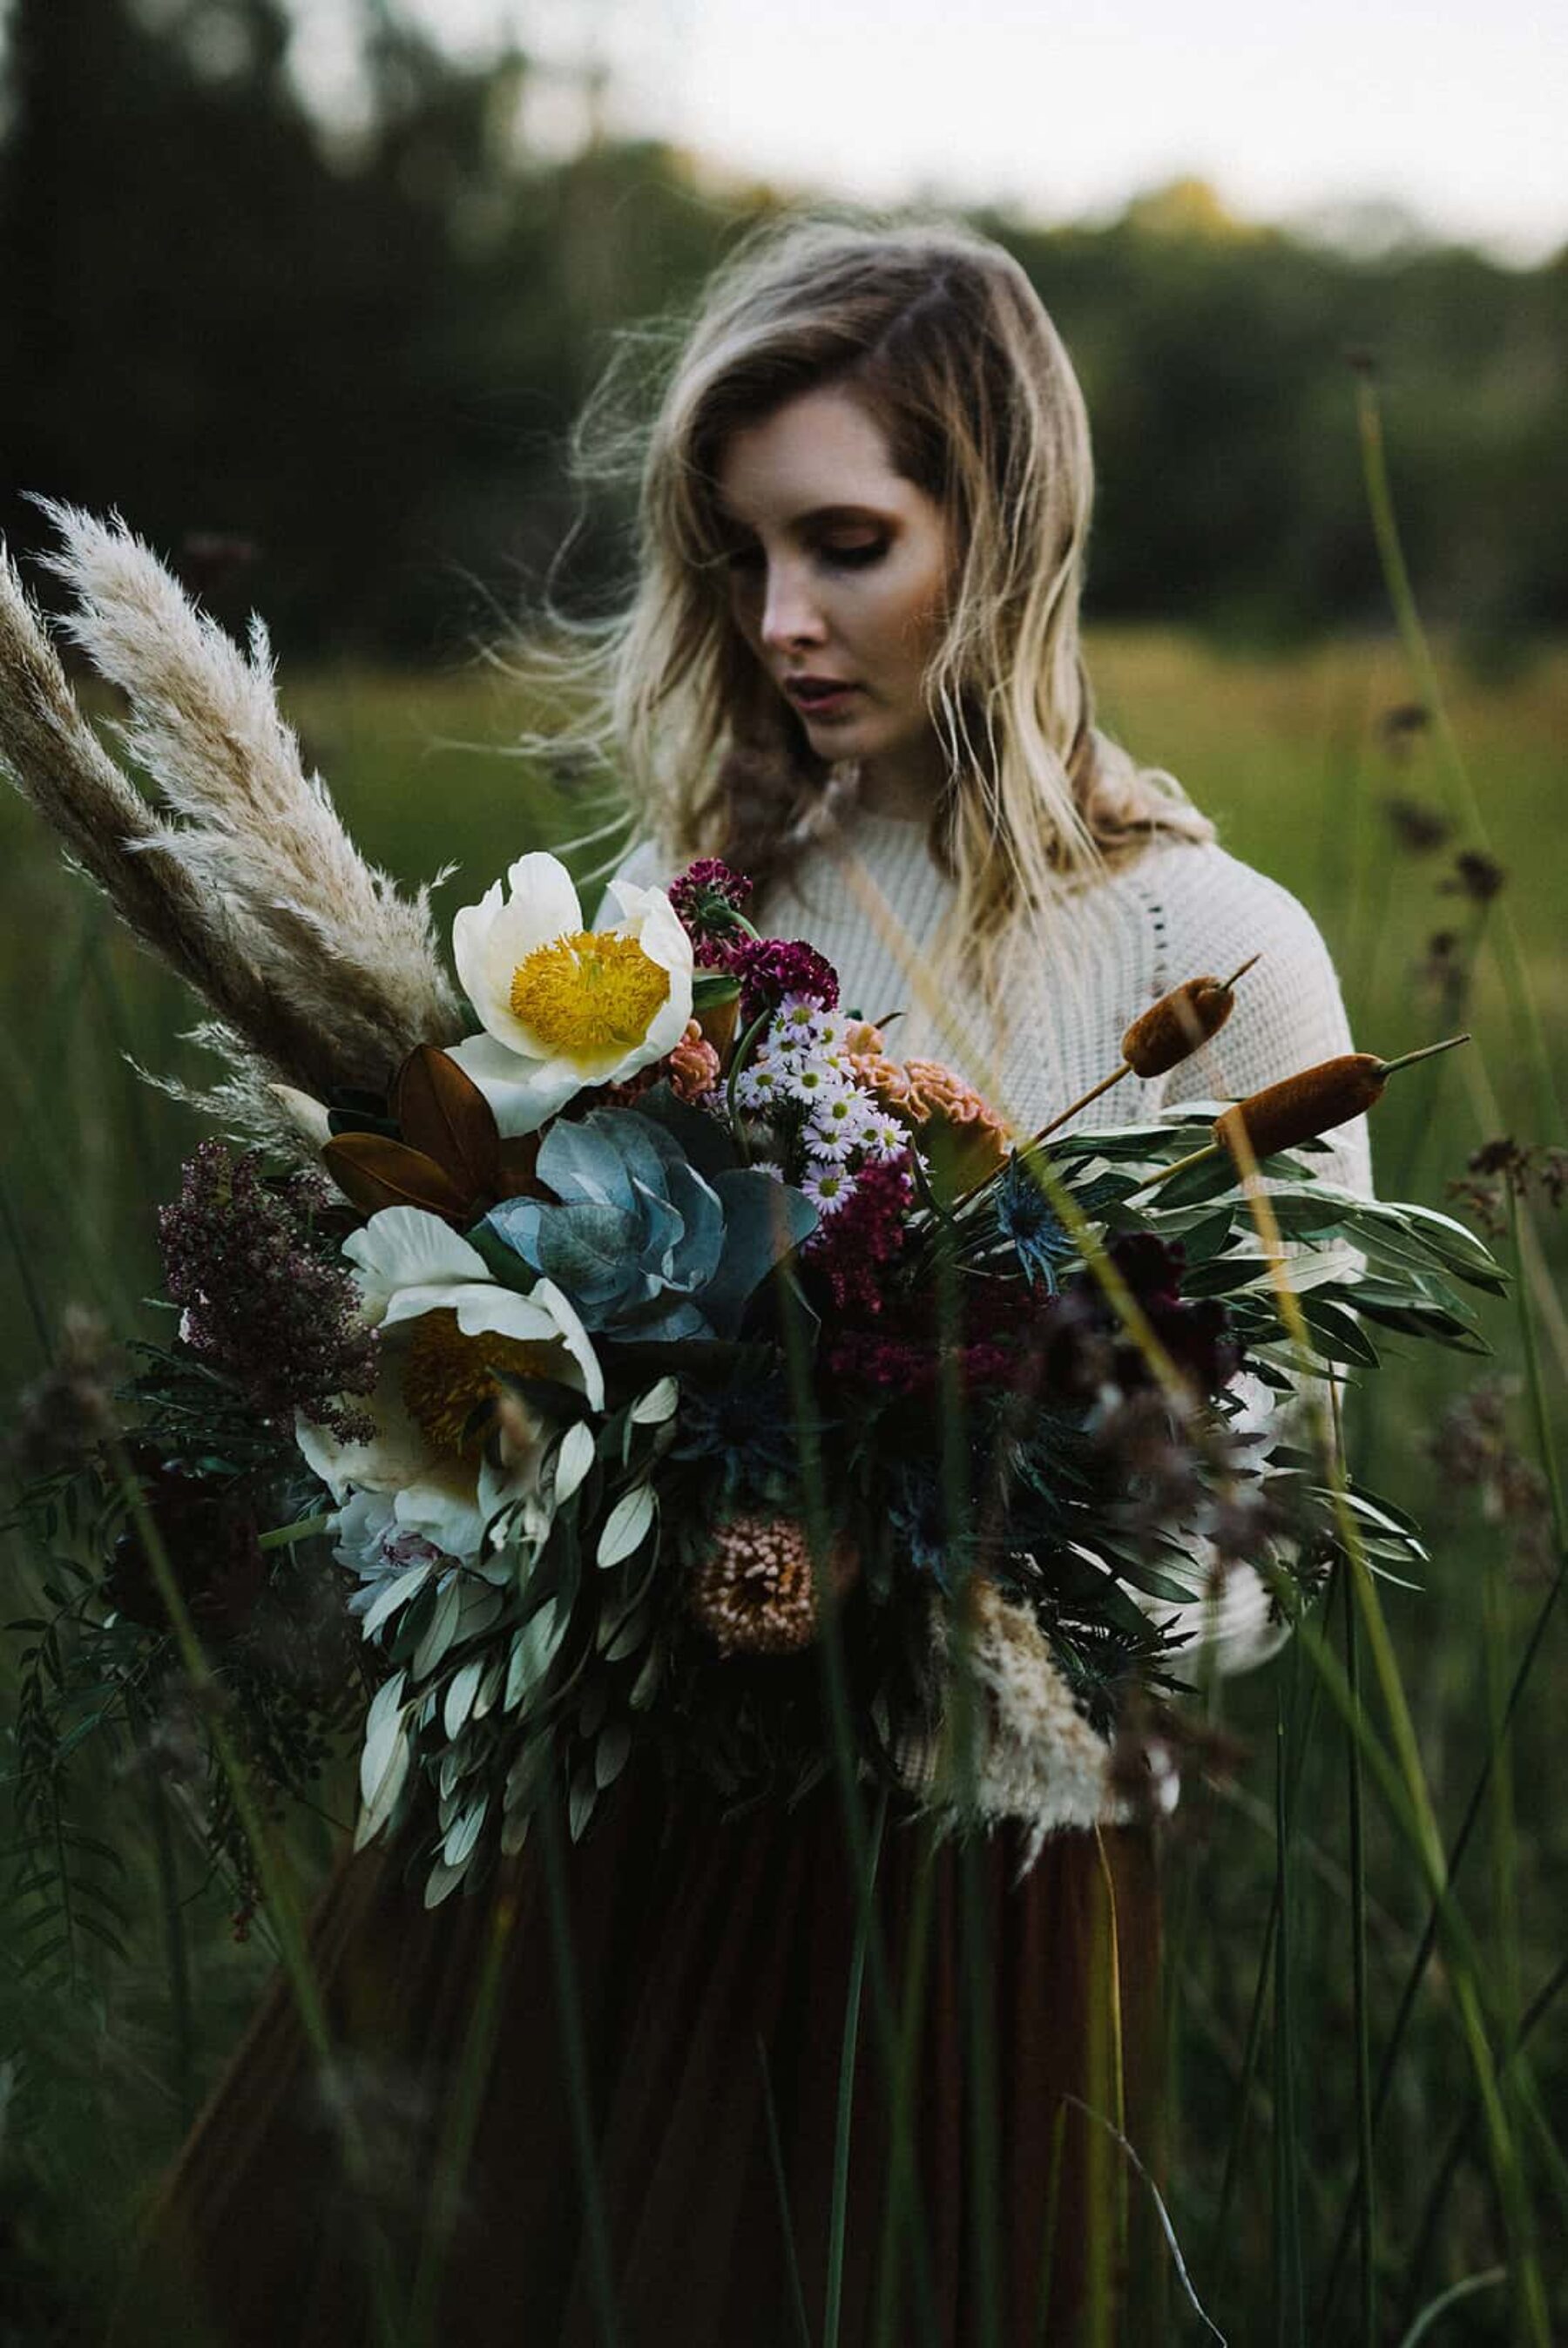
[322,1130,476,1223]
[395,1044,502,1199]
[597,1484,656,1568]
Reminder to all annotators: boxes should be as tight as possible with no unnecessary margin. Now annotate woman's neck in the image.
[853,735,950,823]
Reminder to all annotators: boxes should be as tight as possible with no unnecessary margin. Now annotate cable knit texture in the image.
[596,787,1375,1840]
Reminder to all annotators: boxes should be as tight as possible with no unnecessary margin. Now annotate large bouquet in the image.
[1,512,1504,1912]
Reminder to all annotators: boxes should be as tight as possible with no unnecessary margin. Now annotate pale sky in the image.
[291,0,1567,264]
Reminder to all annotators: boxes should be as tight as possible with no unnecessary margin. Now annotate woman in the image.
[113,214,1370,2347]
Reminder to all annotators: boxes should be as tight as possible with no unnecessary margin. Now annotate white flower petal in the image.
[445,1032,582,1138]
[394,1465,487,1564]
[454,855,584,1057]
[345,1208,492,1316]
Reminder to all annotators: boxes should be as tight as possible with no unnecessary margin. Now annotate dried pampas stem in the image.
[0,545,359,1102]
[31,501,463,1083]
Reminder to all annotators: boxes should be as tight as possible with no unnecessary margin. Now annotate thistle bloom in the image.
[295,1205,605,1565]
[448,853,693,1137]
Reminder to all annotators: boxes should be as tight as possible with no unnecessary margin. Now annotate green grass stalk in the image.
[1226,1134,1549,2343]
[824,1787,887,2348]
[758,2037,815,2348]
[1355,370,1561,1140]
[109,1441,403,2345]
[1319,1174,1568,2328]
[1340,1512,1375,2347]
[537,1781,624,2348]
[404,1878,522,2348]
[1271,1667,1305,2348]
[772,1261,942,2348]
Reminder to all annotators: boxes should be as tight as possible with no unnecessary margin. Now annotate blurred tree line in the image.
[2,0,1564,663]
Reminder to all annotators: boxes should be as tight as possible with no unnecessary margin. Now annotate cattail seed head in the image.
[1214,1035,1468,1167]
[1215,1053,1387,1163]
[1121,957,1259,1079]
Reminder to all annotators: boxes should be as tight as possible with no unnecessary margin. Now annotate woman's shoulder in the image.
[1106,834,1338,968]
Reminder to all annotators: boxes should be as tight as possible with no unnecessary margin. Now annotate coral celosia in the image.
[686,1512,858,1657]
[668,1018,722,1101]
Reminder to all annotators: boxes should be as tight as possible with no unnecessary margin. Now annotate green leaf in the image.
[597,1484,656,1568]
[1299,1297,1381,1366]
[412,1575,463,1681]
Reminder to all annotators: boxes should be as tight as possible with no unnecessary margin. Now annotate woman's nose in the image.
[759,563,826,653]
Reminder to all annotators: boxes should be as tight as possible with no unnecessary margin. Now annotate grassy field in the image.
[2,629,1565,2342]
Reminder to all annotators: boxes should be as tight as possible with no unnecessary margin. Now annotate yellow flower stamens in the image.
[401,1310,562,1457]
[509,928,669,1059]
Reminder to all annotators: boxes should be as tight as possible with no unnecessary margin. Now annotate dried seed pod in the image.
[686,1512,860,1657]
[1121,955,1260,1079]
[1214,1036,1468,1165]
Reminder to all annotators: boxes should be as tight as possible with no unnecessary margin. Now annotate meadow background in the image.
[2,3,1565,2342]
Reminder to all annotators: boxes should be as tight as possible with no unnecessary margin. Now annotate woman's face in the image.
[713,384,953,810]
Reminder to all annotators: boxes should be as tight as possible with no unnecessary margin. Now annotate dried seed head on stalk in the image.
[1213,1037,1468,1167]
[11,503,463,1104]
[686,1512,859,1657]
[1120,956,1260,1079]
[0,544,344,1106]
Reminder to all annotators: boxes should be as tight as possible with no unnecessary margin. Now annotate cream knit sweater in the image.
[598,794,1373,1841]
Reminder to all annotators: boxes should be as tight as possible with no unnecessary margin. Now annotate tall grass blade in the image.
[1270,1671,1304,2348]
[1354,370,1560,1140]
[405,1879,522,2348]
[757,2036,815,2348]
[824,1788,886,2348]
[1340,1536,1375,2348]
[1394,2269,1509,2348]
[537,1782,624,2348]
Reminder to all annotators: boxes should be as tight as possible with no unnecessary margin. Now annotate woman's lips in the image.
[787,682,861,716]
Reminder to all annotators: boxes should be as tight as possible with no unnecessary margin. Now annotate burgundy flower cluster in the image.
[1043,1235,1238,1399]
[802,1152,915,1314]
[158,1142,378,1442]
[827,1330,1018,1398]
[727,937,840,1027]
[666,858,754,966]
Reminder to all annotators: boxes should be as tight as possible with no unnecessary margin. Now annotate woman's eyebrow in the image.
[716,501,893,531]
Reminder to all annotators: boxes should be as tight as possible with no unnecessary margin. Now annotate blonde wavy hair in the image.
[514,206,1212,1011]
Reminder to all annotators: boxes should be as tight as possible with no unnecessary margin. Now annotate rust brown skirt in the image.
[111,1771,1166,2347]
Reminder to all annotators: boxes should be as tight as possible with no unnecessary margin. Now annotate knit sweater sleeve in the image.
[1129,845,1373,1680]
[1146,842,1373,1199]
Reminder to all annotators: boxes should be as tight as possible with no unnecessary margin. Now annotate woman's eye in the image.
[821,540,886,570]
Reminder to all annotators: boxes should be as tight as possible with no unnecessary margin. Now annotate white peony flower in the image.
[296,1205,605,1566]
[445,852,693,1137]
